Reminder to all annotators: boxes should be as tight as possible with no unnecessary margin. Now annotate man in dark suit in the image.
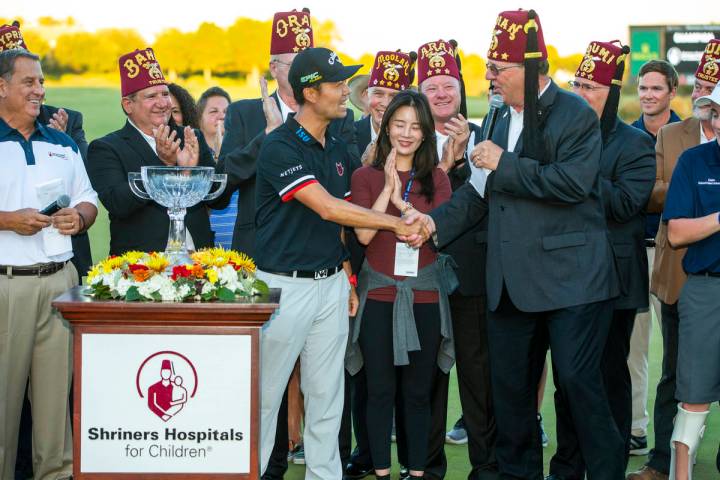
[548,40,656,480]
[87,48,215,256]
[414,39,497,480]
[405,10,623,479]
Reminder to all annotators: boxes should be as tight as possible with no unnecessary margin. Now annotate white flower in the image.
[177,284,192,299]
[201,280,215,295]
[115,277,134,296]
[218,265,240,290]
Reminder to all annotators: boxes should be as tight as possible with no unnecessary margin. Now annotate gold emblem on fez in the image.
[703,58,719,78]
[429,53,446,70]
[383,62,401,83]
[147,62,163,80]
[293,27,311,49]
[580,56,596,74]
[490,33,499,51]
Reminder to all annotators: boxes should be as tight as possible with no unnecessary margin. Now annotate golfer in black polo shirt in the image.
[255,47,428,479]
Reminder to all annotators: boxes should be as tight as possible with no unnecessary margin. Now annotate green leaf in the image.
[253,279,269,296]
[125,286,142,302]
[217,286,236,302]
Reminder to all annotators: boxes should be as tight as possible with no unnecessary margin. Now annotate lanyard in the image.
[403,168,416,202]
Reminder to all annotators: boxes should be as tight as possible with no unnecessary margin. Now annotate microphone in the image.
[39,194,70,216]
[481,94,505,141]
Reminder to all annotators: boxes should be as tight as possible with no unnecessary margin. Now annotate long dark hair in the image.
[168,83,199,129]
[372,90,438,202]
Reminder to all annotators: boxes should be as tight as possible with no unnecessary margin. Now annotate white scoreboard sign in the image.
[81,334,252,473]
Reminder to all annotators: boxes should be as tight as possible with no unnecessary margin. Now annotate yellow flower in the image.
[205,268,219,284]
[122,250,145,264]
[87,264,102,283]
[144,253,169,272]
[228,251,256,273]
[100,256,124,273]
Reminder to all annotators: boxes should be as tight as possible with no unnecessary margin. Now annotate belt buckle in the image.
[314,269,328,280]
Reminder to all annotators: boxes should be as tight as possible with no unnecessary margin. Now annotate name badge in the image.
[394,242,419,277]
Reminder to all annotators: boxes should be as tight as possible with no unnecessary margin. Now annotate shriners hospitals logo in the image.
[136,351,198,422]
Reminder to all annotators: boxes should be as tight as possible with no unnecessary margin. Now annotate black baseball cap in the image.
[289,47,362,90]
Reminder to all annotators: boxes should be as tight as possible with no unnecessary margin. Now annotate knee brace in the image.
[669,404,709,480]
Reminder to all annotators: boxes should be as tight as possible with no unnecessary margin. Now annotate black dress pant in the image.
[450,293,498,478]
[646,301,679,475]
[397,368,449,479]
[360,300,441,471]
[487,289,623,480]
[550,308,636,479]
[347,367,373,469]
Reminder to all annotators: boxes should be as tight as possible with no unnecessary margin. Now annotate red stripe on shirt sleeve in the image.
[281,179,319,202]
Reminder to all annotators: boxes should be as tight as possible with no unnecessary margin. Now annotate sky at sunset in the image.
[5,0,718,56]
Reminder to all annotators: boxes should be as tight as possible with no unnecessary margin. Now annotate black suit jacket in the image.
[440,122,488,297]
[87,121,216,256]
[217,92,358,257]
[355,115,372,154]
[39,104,93,277]
[600,119,656,310]
[432,81,619,312]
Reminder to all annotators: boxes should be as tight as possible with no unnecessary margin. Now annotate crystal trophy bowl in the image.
[129,166,227,265]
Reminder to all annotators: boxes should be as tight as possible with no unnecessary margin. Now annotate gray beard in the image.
[693,106,712,121]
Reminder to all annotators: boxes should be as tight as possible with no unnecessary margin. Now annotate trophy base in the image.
[165,249,194,267]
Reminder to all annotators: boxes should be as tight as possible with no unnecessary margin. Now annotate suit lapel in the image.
[120,121,162,167]
[680,117,699,151]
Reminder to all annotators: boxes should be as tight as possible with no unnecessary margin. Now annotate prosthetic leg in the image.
[669,404,709,480]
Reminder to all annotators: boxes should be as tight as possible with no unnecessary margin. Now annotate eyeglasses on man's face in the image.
[486,62,523,76]
[568,80,609,92]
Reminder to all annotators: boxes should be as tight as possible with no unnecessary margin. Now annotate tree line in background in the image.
[3,16,586,96]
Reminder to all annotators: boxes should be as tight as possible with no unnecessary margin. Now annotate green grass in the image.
[45,87,719,479]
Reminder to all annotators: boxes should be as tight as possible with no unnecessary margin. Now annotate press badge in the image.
[394,242,419,277]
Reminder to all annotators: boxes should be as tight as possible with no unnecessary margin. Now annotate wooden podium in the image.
[53,286,280,480]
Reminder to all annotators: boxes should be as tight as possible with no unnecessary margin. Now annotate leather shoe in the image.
[625,465,668,480]
[545,475,566,480]
[399,466,409,479]
[344,462,372,479]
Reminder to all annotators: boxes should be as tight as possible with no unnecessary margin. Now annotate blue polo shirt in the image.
[632,110,682,241]
[662,141,720,274]
[254,115,354,272]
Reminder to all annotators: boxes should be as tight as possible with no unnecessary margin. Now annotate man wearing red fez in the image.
[404,9,624,478]
[216,11,359,480]
[628,38,720,480]
[86,48,217,255]
[546,40,656,480]
[417,38,498,480]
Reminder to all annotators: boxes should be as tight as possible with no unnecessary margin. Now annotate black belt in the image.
[0,261,68,277]
[692,271,720,278]
[264,265,342,280]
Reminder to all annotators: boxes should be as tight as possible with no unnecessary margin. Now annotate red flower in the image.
[228,261,241,271]
[171,265,192,281]
[128,264,149,272]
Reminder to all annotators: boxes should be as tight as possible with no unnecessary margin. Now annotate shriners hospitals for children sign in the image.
[80,334,252,474]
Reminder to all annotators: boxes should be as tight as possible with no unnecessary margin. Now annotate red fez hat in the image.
[0,23,29,53]
[161,360,172,370]
[368,51,416,91]
[118,48,167,97]
[695,39,720,85]
[487,10,547,64]
[417,40,460,84]
[270,9,314,55]
[576,40,628,87]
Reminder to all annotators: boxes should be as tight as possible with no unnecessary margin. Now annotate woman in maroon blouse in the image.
[350,90,452,479]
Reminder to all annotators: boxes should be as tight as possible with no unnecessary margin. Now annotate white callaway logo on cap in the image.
[328,52,338,65]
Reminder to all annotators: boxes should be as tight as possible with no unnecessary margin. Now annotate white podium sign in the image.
[80,334,252,474]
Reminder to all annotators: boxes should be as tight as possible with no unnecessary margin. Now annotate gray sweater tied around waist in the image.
[345,253,459,375]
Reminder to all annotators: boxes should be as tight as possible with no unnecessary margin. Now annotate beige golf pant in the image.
[0,263,76,480]
[628,247,661,437]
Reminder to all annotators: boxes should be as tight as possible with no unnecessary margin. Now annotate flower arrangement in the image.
[86,248,268,302]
